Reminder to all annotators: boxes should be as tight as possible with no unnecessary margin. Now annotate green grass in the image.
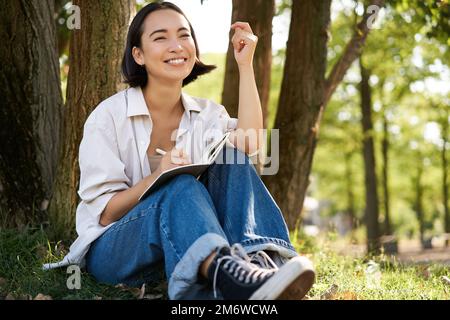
[0,228,166,300]
[290,232,450,300]
[0,228,448,300]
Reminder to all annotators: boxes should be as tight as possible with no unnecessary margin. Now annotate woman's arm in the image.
[233,65,263,154]
[228,22,263,155]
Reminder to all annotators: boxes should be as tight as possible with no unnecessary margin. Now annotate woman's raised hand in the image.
[230,21,258,68]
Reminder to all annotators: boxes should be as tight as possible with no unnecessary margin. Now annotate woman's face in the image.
[134,9,197,85]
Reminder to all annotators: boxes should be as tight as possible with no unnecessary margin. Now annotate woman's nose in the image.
[168,40,183,51]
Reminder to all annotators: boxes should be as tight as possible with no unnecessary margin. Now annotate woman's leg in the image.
[199,147,298,260]
[85,174,229,299]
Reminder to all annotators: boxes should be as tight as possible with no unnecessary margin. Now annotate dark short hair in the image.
[121,1,216,88]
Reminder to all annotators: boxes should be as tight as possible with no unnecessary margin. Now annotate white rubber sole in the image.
[249,256,315,300]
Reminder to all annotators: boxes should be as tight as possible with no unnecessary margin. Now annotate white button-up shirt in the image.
[43,86,237,269]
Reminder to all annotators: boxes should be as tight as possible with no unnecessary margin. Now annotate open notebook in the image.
[138,131,231,201]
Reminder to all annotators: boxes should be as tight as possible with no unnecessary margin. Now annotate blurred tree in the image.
[0,0,63,228]
[48,0,135,240]
[359,57,381,254]
[412,153,426,247]
[439,104,449,245]
[221,0,275,129]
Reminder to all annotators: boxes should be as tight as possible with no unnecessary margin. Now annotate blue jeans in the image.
[86,147,297,299]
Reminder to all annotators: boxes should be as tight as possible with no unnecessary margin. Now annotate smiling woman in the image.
[122,4,215,88]
[43,1,315,301]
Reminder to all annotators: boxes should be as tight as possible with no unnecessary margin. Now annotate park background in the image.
[0,0,449,299]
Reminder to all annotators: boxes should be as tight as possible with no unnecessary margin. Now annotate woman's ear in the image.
[132,46,144,66]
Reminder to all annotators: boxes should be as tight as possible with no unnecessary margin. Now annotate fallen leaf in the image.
[35,245,48,260]
[138,283,146,300]
[33,293,53,300]
[115,283,142,299]
[142,293,163,300]
[335,291,358,300]
[320,284,339,300]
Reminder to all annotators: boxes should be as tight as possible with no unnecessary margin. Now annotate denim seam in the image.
[208,169,225,192]
[207,171,237,236]
[160,219,183,262]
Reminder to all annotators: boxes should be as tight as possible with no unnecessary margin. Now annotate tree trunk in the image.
[0,0,62,228]
[221,0,274,130]
[414,163,425,247]
[382,111,392,235]
[441,109,449,246]
[359,59,380,254]
[324,0,385,106]
[263,0,332,231]
[344,152,356,229]
[48,0,135,240]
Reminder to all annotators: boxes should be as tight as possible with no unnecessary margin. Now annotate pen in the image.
[155,148,166,156]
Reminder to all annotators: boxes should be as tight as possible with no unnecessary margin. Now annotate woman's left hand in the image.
[230,21,258,68]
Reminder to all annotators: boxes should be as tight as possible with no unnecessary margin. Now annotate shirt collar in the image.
[126,86,202,118]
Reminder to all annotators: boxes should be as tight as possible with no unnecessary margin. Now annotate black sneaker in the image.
[249,250,316,300]
[207,244,315,300]
[249,250,283,269]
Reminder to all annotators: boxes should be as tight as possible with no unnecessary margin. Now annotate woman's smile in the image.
[164,57,188,67]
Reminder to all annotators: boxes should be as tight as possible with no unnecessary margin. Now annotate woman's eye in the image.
[154,34,190,41]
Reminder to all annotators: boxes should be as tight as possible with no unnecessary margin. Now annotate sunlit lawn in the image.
[0,228,448,300]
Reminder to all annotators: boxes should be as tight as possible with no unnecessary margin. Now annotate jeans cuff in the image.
[168,233,229,300]
[240,237,298,259]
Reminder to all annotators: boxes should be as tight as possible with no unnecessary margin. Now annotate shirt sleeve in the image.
[217,105,238,133]
[77,111,131,225]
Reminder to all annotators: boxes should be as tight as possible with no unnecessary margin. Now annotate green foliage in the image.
[312,2,449,240]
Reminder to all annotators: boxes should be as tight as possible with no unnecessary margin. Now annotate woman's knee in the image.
[165,174,205,195]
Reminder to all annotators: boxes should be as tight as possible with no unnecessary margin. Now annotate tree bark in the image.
[441,108,449,246]
[48,0,135,240]
[0,0,62,228]
[263,0,332,231]
[414,162,425,247]
[324,0,385,106]
[344,152,356,229]
[382,111,392,235]
[221,0,275,128]
[359,59,380,254]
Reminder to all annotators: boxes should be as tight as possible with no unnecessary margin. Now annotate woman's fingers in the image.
[169,148,191,165]
[230,22,258,52]
[231,21,253,34]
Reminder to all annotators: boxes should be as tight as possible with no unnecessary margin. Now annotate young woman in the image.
[44,2,315,300]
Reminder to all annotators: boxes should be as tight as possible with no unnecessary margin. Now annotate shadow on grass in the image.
[0,228,168,300]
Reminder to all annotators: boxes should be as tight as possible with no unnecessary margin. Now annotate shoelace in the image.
[212,243,275,298]
[249,251,279,270]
